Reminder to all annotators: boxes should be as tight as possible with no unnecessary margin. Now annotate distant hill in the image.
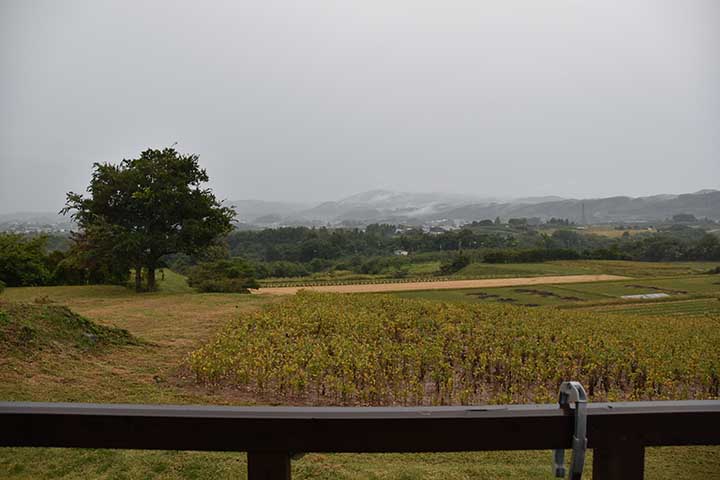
[4,189,719,231]
[228,199,311,223]
[239,189,720,226]
[0,211,74,233]
[245,190,720,225]
[275,190,498,225]
[439,190,720,224]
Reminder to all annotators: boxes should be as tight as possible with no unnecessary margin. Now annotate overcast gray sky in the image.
[1,0,718,213]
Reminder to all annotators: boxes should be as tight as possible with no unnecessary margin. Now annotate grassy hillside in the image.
[0,301,138,356]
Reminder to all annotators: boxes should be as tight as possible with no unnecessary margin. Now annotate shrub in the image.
[265,261,309,278]
[0,234,51,286]
[438,252,470,275]
[187,260,259,293]
[483,248,581,264]
[191,277,260,293]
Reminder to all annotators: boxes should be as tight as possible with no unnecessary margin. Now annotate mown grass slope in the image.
[0,301,139,357]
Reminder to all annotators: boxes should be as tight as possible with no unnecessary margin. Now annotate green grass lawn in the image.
[1,268,719,479]
[2,447,718,480]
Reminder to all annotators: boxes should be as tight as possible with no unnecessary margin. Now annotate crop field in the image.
[393,284,604,306]
[551,275,720,298]
[2,267,720,479]
[589,298,720,317]
[393,274,720,309]
[190,292,720,405]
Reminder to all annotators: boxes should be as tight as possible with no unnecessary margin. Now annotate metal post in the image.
[553,381,588,479]
[592,440,645,480]
[247,452,291,480]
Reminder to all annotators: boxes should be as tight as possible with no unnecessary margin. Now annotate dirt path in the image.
[255,274,629,295]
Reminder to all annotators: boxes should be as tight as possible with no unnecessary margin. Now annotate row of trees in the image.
[226,227,517,263]
[483,233,720,264]
[225,224,720,265]
[0,234,126,287]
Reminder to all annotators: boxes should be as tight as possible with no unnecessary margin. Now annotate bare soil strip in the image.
[255,274,629,295]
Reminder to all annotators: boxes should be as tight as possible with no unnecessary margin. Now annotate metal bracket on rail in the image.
[553,381,588,480]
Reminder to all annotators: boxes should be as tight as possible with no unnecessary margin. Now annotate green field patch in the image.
[591,298,720,317]
[394,284,604,306]
[456,262,581,277]
[457,260,720,279]
[257,261,720,288]
[555,275,720,299]
[516,260,720,277]
[389,273,720,312]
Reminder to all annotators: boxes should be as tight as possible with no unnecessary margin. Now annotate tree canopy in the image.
[63,148,234,291]
[0,234,51,287]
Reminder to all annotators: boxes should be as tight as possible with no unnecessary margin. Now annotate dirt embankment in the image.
[255,274,629,295]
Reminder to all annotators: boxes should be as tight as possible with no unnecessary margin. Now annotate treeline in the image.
[225,225,516,262]
[487,230,720,263]
[163,225,720,282]
[226,224,720,264]
[4,223,719,289]
[0,233,127,288]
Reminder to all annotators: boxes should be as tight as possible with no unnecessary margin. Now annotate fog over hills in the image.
[3,189,718,232]
[231,189,720,226]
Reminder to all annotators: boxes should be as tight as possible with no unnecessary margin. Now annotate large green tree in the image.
[63,148,235,291]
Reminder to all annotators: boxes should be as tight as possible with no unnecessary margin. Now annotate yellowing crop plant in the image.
[189,291,720,406]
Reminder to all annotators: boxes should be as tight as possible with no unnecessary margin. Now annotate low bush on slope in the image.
[0,301,139,356]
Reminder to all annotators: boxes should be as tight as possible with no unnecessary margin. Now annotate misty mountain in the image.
[235,189,720,226]
[229,199,311,223]
[438,190,720,224]
[4,189,718,232]
[295,190,493,223]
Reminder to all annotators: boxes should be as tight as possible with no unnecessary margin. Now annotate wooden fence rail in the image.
[1,400,719,479]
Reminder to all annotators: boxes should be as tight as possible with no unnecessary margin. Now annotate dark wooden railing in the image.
[1,400,719,479]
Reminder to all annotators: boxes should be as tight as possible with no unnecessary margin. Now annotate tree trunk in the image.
[134,266,143,293]
[147,267,156,292]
